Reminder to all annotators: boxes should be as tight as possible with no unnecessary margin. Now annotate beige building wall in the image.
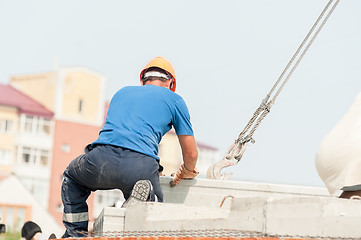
[10,73,57,112]
[9,67,105,126]
[61,70,103,124]
[0,105,18,174]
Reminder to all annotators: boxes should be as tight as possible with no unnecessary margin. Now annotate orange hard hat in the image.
[140,56,176,92]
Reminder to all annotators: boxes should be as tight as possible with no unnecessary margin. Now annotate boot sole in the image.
[122,180,152,207]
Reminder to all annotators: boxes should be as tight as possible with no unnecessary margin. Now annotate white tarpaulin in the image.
[315,92,361,195]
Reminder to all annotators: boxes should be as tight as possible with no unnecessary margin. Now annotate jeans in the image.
[61,144,163,237]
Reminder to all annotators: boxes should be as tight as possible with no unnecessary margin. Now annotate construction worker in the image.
[61,56,199,237]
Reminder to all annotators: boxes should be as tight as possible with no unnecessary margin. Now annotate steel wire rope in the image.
[225,0,341,162]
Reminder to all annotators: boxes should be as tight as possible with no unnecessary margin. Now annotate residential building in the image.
[9,67,106,226]
[0,83,54,208]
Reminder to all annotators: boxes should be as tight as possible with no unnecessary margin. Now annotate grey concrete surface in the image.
[93,177,361,238]
[160,176,331,208]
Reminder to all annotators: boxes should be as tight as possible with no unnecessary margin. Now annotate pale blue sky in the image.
[1,0,360,187]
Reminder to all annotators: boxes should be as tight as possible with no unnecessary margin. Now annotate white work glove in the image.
[170,164,199,187]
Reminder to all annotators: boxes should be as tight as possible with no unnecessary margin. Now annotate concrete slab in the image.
[94,178,361,239]
[264,197,361,238]
[93,207,125,233]
[124,202,230,232]
[160,176,331,208]
[94,196,361,239]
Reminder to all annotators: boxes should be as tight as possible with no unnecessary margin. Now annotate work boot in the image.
[122,180,153,208]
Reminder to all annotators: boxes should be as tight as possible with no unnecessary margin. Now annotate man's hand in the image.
[170,164,199,187]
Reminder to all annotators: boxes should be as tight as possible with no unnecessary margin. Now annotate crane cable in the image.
[224,0,341,163]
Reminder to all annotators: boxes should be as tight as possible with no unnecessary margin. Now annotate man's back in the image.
[93,84,193,159]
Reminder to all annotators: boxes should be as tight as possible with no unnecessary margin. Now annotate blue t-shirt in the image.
[92,85,194,160]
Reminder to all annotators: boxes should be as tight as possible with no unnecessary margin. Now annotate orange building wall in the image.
[49,120,101,227]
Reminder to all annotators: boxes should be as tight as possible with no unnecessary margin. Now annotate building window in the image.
[21,115,52,136]
[19,177,49,207]
[22,147,32,164]
[20,147,49,167]
[56,203,63,213]
[39,150,49,166]
[78,99,83,113]
[0,149,11,165]
[61,144,70,153]
[98,195,103,204]
[40,118,51,135]
[0,204,31,232]
[95,190,123,206]
[0,119,13,134]
[24,116,34,133]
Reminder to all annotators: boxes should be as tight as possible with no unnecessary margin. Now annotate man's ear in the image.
[169,79,174,90]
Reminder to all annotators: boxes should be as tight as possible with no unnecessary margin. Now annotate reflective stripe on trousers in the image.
[61,172,91,238]
[63,212,89,223]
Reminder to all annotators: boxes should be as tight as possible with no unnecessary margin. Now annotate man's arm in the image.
[170,135,198,187]
[178,135,198,171]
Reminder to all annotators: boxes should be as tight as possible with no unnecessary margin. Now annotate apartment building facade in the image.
[9,67,106,226]
[0,83,56,233]
[0,83,54,207]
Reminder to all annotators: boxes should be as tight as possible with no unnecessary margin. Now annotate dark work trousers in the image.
[61,144,163,237]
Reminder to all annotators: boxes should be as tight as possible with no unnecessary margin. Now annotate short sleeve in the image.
[172,98,194,136]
